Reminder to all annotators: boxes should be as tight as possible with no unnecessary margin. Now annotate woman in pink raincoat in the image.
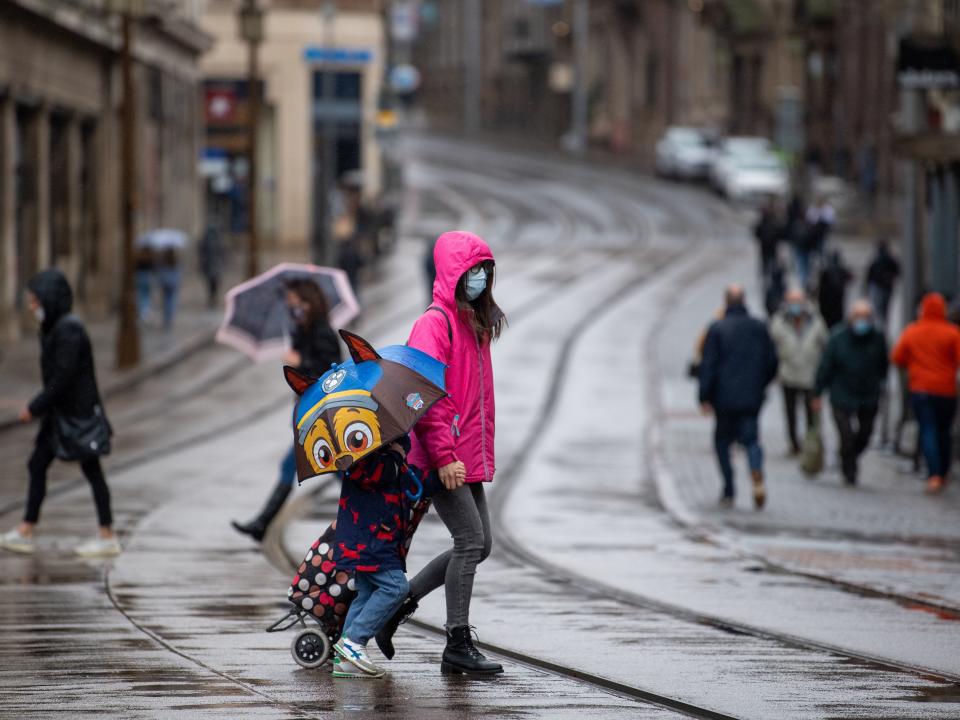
[374,230,505,676]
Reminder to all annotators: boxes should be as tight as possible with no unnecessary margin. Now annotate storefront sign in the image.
[303,47,373,64]
[897,38,960,90]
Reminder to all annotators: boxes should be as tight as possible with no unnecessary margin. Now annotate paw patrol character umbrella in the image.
[284,330,447,483]
[216,263,359,362]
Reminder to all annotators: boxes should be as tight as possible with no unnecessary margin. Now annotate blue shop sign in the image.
[303,47,373,64]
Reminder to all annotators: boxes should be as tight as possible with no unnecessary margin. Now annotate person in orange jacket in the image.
[891,292,960,493]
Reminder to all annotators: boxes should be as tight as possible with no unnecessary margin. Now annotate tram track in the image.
[20,135,956,717]
[415,133,960,624]
[268,249,752,720]
[484,249,960,687]
[87,148,681,717]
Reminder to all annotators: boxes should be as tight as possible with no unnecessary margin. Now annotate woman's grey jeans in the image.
[408,482,492,629]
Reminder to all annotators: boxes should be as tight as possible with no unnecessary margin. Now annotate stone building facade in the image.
[199,0,385,253]
[0,0,210,340]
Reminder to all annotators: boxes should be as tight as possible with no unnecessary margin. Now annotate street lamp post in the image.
[239,0,264,279]
[109,0,145,370]
[569,0,589,156]
[314,0,337,267]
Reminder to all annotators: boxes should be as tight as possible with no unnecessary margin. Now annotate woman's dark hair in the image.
[454,260,506,343]
[286,278,330,327]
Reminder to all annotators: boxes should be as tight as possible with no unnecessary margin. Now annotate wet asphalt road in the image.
[2,134,959,718]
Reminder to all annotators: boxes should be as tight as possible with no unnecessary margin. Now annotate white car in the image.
[720,155,790,204]
[654,127,714,180]
[708,136,773,192]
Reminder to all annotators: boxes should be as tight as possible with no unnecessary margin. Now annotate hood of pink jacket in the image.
[432,231,494,309]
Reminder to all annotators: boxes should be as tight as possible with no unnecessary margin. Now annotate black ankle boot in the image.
[374,596,418,659]
[440,626,503,675]
[231,482,292,542]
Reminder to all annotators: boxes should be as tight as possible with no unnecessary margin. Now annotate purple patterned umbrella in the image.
[216,263,359,362]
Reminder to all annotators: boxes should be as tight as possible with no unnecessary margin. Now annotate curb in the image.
[0,327,217,432]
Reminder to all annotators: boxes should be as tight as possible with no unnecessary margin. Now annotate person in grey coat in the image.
[770,288,829,454]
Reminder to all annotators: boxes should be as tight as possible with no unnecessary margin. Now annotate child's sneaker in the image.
[332,655,383,679]
[334,637,384,676]
[0,528,34,554]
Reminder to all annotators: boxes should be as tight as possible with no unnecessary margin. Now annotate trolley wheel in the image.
[291,628,331,669]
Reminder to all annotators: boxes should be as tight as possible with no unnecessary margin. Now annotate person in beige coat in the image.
[770,288,829,454]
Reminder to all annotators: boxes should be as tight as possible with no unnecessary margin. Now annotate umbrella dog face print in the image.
[285,330,446,482]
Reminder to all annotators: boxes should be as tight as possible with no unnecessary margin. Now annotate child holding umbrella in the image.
[284,331,452,678]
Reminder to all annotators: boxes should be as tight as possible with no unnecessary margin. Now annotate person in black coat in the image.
[865,240,900,330]
[818,250,853,329]
[753,198,781,280]
[232,278,342,541]
[0,270,119,557]
[698,285,779,509]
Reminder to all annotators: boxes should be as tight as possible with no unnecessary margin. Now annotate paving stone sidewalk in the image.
[654,234,960,610]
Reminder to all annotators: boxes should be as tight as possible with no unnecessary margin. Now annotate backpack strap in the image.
[426,306,453,344]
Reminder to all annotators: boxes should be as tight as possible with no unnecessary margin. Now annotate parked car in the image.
[718,154,790,204]
[708,136,773,192]
[655,127,714,180]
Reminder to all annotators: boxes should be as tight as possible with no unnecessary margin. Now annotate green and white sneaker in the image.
[332,655,382,679]
[334,637,384,676]
[0,529,34,554]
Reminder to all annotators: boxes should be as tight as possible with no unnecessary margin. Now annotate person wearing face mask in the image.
[813,300,889,485]
[374,231,506,676]
[232,278,341,541]
[770,288,829,454]
[0,270,119,557]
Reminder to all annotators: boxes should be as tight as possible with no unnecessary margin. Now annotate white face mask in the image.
[33,306,45,323]
[464,267,487,301]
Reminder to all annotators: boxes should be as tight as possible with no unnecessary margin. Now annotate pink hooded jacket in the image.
[407,231,496,482]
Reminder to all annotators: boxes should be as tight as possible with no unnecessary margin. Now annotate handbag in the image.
[52,404,112,461]
[799,418,824,476]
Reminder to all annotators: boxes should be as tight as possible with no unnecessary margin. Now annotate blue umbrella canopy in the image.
[284,330,447,482]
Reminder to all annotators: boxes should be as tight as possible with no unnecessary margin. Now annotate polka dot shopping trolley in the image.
[266,329,448,668]
[266,482,433,669]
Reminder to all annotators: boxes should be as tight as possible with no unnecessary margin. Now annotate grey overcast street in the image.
[3,1,960,718]
[3,135,960,718]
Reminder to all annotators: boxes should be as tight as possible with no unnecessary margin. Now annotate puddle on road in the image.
[192,600,275,620]
[896,683,960,703]
[0,556,102,586]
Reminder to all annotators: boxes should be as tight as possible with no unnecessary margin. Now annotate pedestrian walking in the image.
[0,270,119,557]
[817,250,852,329]
[330,436,415,679]
[891,292,960,494]
[764,262,787,318]
[134,245,155,322]
[813,300,888,485]
[785,193,811,287]
[754,198,781,279]
[198,222,225,309]
[232,278,341,541]
[770,288,829,454]
[156,247,181,331]
[865,240,900,331]
[375,230,505,676]
[806,195,836,269]
[698,285,779,509]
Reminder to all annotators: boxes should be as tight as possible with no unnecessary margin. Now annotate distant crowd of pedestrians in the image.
[697,220,960,507]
